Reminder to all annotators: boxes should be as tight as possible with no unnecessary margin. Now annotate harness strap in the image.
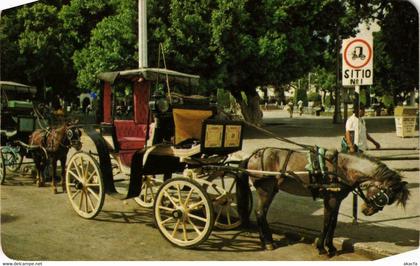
[280,149,293,176]
[260,148,267,172]
[354,185,370,203]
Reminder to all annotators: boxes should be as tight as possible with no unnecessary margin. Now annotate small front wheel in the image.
[4,149,23,173]
[154,177,214,248]
[0,149,6,185]
[65,152,105,219]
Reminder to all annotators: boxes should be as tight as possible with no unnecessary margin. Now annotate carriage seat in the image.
[114,120,147,150]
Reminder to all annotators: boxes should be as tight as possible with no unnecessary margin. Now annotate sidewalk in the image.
[237,109,419,258]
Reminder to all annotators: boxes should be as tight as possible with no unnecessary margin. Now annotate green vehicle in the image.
[0,81,39,184]
[1,81,37,141]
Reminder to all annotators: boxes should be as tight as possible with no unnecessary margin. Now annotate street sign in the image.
[342,37,373,86]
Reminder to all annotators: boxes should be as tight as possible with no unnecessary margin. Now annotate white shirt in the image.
[345,114,367,150]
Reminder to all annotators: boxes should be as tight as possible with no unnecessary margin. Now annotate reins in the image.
[238,119,362,196]
[33,104,50,131]
[242,120,311,150]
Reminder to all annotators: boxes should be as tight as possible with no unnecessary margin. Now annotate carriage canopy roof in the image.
[0,81,37,95]
[97,68,200,86]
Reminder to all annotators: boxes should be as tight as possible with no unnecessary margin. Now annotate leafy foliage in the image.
[0,0,417,121]
[72,1,138,90]
[1,1,76,98]
[373,1,418,101]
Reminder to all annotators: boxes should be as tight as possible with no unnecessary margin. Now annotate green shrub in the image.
[217,89,231,109]
[307,91,321,102]
[382,94,394,108]
[324,95,332,108]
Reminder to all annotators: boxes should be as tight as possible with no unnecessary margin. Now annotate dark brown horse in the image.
[29,120,82,193]
[236,147,410,256]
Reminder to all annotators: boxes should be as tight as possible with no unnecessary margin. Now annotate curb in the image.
[270,222,391,259]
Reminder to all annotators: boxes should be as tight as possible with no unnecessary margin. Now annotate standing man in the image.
[344,104,381,153]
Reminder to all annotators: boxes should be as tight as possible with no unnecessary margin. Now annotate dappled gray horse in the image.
[237,147,409,256]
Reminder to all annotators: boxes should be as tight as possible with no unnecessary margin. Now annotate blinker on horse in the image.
[29,120,82,193]
[236,147,410,256]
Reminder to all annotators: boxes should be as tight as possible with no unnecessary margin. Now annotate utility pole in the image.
[138,0,148,68]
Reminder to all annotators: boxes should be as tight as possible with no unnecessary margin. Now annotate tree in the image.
[3,0,395,125]
[373,1,418,104]
[1,1,76,100]
[71,1,138,91]
[0,9,26,84]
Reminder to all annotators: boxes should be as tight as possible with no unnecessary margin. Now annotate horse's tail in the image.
[236,157,252,228]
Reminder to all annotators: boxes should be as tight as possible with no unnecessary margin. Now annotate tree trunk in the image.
[234,92,263,126]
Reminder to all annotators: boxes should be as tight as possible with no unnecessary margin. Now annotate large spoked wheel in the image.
[134,175,163,208]
[207,172,253,230]
[154,177,214,248]
[0,149,6,185]
[65,151,105,219]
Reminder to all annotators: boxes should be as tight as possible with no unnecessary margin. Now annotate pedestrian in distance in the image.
[298,100,304,116]
[342,104,380,153]
[286,101,294,118]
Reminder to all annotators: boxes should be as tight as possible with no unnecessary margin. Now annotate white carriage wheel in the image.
[65,151,105,219]
[0,149,5,185]
[207,172,243,230]
[154,177,214,248]
[134,175,162,208]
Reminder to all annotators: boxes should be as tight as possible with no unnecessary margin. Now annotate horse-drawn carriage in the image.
[64,68,410,253]
[65,68,251,247]
[0,81,40,183]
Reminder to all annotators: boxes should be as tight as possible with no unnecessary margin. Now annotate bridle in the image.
[353,182,398,211]
[63,126,81,149]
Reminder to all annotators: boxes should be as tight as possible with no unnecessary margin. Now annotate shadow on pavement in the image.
[94,209,155,228]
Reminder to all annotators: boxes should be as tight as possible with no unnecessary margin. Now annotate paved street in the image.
[1,109,419,264]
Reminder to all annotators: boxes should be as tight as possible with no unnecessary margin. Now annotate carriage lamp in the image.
[156,98,169,113]
[150,91,170,113]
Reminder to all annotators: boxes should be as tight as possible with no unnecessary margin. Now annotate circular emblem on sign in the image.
[343,39,372,69]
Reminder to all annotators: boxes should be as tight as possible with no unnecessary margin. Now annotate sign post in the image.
[342,37,373,224]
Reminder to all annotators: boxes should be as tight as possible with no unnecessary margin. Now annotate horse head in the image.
[338,153,410,216]
[361,165,410,216]
[64,119,82,151]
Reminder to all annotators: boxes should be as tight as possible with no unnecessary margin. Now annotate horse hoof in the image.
[318,248,328,255]
[327,247,337,257]
[53,189,58,194]
[265,243,275,251]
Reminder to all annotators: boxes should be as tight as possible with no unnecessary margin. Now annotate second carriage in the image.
[0,81,45,184]
[65,68,251,248]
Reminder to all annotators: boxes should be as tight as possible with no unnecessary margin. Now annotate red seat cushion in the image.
[118,137,145,149]
[114,120,146,150]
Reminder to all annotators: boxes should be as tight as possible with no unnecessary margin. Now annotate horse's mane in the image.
[371,159,410,208]
[340,151,410,207]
